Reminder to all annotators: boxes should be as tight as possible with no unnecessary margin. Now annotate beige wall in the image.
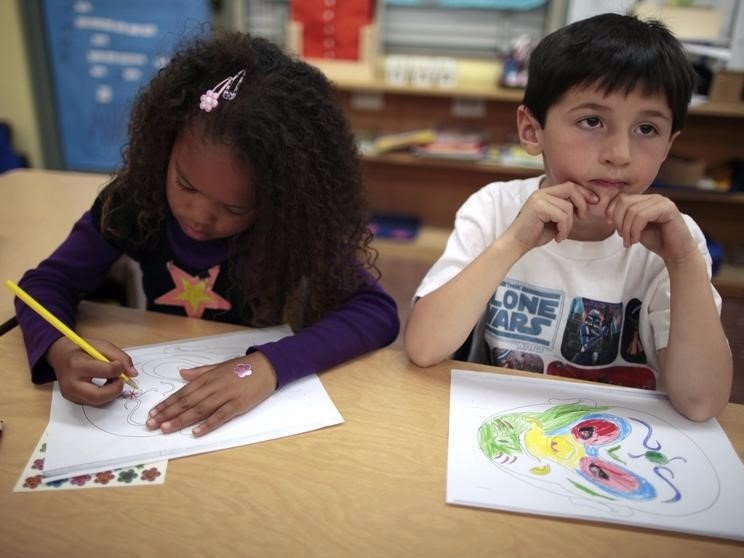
[0,0,42,168]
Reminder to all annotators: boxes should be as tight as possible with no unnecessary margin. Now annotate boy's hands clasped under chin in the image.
[606,192,698,264]
[508,181,697,264]
[146,351,277,437]
[504,181,597,251]
[47,336,138,406]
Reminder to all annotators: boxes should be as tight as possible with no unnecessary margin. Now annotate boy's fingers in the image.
[544,181,597,219]
[627,200,660,244]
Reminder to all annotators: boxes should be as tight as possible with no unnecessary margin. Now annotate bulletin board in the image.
[41,0,210,172]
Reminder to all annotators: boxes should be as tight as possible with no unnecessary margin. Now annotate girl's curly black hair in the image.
[100,30,377,327]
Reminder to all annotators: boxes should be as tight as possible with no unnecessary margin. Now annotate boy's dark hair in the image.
[101,30,376,326]
[522,13,697,133]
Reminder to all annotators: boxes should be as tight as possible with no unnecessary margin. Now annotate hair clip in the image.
[199,69,246,112]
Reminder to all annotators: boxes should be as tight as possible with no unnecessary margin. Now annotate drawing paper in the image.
[43,328,344,479]
[447,369,744,541]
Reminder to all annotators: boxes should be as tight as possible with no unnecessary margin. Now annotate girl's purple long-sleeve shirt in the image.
[16,207,399,388]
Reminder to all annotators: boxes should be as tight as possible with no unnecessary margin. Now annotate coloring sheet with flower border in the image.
[447,369,744,541]
[43,328,343,480]
[15,427,167,492]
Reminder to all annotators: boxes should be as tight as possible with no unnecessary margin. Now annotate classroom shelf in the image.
[333,76,744,293]
[331,74,744,117]
[361,152,541,177]
[372,226,744,299]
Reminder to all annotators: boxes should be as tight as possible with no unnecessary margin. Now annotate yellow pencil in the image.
[4,279,140,391]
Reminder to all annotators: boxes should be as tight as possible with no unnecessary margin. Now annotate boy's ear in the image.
[663,130,681,160]
[517,105,543,155]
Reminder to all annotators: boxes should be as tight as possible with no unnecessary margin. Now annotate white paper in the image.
[447,369,744,541]
[43,328,344,479]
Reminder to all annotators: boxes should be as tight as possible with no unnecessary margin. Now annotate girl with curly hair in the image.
[15,31,399,436]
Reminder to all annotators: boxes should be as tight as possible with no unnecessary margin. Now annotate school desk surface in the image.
[0,302,742,557]
[0,168,108,324]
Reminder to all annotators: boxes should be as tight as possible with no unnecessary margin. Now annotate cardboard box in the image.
[709,71,744,103]
[634,3,722,41]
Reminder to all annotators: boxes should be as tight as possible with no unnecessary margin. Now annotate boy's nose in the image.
[601,132,631,166]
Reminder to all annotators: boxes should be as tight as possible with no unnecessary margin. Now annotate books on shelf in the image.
[483,144,543,169]
[370,128,437,155]
[356,127,543,170]
[413,128,487,160]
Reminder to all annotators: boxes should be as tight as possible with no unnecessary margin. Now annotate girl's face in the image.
[166,126,256,242]
[518,84,678,238]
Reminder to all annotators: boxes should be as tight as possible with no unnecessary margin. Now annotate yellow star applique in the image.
[154,261,231,318]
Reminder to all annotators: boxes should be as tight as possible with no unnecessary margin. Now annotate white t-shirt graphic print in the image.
[414,177,721,391]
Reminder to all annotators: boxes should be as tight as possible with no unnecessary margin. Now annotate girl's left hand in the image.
[606,193,698,263]
[146,351,277,437]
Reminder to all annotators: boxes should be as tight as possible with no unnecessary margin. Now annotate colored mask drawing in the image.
[447,370,744,541]
[478,401,719,515]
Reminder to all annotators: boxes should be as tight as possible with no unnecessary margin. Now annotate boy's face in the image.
[519,84,679,221]
[166,124,257,242]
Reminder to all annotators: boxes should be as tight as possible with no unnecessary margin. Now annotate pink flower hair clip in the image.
[199,69,246,112]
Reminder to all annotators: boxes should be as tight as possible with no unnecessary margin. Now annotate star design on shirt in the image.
[154,261,231,318]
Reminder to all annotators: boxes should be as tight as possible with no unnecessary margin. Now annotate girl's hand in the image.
[146,351,277,437]
[606,193,698,263]
[46,336,138,405]
[504,181,598,252]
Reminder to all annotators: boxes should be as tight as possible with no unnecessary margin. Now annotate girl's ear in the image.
[517,105,543,156]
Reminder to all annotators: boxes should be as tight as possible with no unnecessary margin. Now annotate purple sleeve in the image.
[15,211,123,384]
[252,275,400,389]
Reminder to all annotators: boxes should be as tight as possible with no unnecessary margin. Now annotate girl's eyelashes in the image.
[175,174,253,216]
[175,176,196,192]
[224,205,253,216]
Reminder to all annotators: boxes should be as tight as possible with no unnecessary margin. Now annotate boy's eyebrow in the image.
[637,109,672,122]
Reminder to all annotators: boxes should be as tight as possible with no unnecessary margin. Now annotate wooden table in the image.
[0,303,742,557]
[0,168,109,326]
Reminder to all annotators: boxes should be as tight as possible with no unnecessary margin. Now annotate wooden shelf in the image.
[715,264,744,298]
[362,153,744,205]
[372,226,450,264]
[364,152,744,205]
[331,75,744,117]
[649,186,744,204]
[362,152,541,177]
[336,73,744,295]
[332,76,525,102]
[688,100,744,118]
[373,226,744,299]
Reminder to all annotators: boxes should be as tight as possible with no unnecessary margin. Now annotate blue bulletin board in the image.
[41,0,210,172]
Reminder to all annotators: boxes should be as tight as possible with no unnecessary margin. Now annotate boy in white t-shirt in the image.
[405,13,732,421]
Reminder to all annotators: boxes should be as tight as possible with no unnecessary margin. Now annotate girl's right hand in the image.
[46,337,138,405]
[504,181,598,251]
